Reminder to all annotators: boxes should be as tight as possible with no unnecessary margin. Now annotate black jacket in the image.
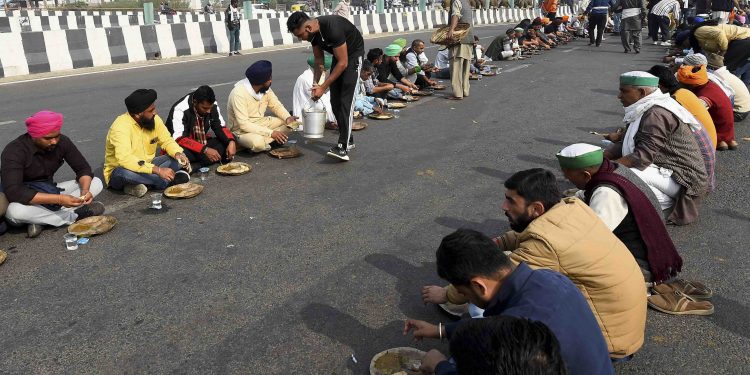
[166,92,234,154]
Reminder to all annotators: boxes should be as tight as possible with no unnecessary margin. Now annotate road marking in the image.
[0,120,17,126]
[562,46,581,53]
[502,64,529,73]
[191,81,236,90]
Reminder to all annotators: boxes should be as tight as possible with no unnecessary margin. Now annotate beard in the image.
[506,211,534,233]
[259,84,271,94]
[138,116,156,131]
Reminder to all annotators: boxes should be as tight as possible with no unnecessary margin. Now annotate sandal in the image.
[446,96,464,101]
[717,141,729,151]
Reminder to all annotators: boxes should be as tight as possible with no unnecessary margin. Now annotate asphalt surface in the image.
[1,25,749,375]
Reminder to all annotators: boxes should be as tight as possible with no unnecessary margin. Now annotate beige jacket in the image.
[694,24,750,53]
[227,80,291,137]
[449,198,647,358]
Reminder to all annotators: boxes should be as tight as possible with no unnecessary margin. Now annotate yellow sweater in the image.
[694,24,750,53]
[227,80,292,137]
[103,113,183,184]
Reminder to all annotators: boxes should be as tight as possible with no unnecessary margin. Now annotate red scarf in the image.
[584,159,683,283]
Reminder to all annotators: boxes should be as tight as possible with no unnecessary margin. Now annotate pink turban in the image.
[25,110,63,138]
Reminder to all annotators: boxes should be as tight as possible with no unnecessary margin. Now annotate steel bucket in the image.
[302,100,326,139]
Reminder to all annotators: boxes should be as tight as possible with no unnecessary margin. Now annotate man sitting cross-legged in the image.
[227,60,299,153]
[557,143,714,316]
[2,111,105,238]
[405,229,614,375]
[166,85,237,169]
[292,54,338,130]
[422,169,647,360]
[104,89,191,198]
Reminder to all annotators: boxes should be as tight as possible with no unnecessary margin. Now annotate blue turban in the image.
[245,60,273,85]
[693,16,705,23]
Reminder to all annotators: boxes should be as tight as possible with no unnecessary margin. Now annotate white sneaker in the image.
[653,41,659,45]
[661,41,672,46]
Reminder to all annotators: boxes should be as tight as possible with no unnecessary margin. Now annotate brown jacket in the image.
[450,198,647,358]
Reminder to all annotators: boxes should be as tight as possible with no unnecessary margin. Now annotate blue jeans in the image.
[734,60,750,86]
[108,155,180,191]
[228,27,240,53]
[613,12,621,32]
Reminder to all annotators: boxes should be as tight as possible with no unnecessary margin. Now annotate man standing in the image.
[619,0,646,52]
[649,0,680,45]
[2,111,105,238]
[287,12,365,162]
[104,89,191,198]
[585,0,610,46]
[445,0,473,101]
[166,85,237,169]
[225,0,241,56]
[227,60,299,153]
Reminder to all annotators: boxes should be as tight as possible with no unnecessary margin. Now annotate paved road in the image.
[1,25,749,374]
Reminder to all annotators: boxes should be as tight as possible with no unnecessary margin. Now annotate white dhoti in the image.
[629,165,681,210]
[292,69,336,129]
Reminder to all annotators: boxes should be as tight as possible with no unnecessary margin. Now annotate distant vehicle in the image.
[391,0,403,6]
[291,3,309,11]
[4,0,29,9]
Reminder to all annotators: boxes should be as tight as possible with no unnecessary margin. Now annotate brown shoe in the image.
[667,279,713,300]
[728,140,738,150]
[649,283,714,316]
[325,122,339,130]
[717,141,729,151]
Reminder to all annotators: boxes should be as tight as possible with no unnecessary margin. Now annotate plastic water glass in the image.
[151,193,162,210]
[393,109,400,119]
[64,233,78,251]
[199,167,210,181]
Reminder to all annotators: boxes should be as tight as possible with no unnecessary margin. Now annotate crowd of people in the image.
[0,0,748,373]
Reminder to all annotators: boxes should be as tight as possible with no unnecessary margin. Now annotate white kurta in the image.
[292,69,336,124]
[575,187,629,230]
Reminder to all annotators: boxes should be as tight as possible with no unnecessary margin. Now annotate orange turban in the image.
[676,64,709,86]
[562,15,570,22]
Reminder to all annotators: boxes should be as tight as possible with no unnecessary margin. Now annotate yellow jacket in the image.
[103,113,183,184]
[694,24,750,53]
[495,198,646,358]
[227,80,292,137]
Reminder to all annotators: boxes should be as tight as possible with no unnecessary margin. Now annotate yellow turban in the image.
[676,64,709,86]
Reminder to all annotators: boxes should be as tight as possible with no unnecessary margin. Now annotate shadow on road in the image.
[300,302,415,374]
[365,253,441,319]
[472,166,513,180]
[434,217,507,235]
[711,208,750,222]
[533,137,572,147]
[707,295,750,339]
[516,154,561,169]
